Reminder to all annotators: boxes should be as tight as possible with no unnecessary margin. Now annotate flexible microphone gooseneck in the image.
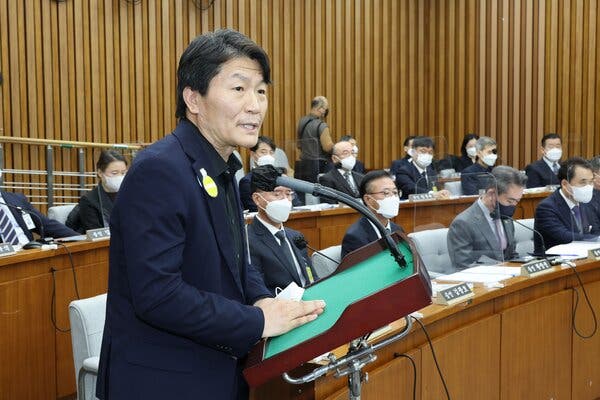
[0,200,49,246]
[293,234,340,265]
[499,215,547,258]
[277,175,406,268]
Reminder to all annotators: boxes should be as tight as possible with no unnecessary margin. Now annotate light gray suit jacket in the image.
[447,201,517,271]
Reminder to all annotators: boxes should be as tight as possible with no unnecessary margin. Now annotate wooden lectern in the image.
[244,231,432,388]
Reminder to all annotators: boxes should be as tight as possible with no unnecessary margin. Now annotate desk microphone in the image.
[497,214,556,262]
[293,234,340,265]
[0,201,50,247]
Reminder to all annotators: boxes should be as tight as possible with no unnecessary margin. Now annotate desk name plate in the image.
[521,259,553,277]
[409,193,435,202]
[587,247,600,260]
[434,282,474,306]
[0,243,16,256]
[86,227,111,241]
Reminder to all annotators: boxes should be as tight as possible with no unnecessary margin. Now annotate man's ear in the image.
[182,87,202,115]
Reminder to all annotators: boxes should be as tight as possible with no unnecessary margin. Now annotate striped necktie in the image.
[0,207,19,245]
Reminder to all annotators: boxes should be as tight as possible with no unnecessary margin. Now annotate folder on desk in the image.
[243,231,432,387]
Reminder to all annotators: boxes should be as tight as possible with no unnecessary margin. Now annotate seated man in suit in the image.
[534,157,600,254]
[447,166,526,270]
[525,133,562,188]
[341,170,403,258]
[461,136,498,195]
[394,136,450,200]
[0,186,78,246]
[319,140,364,203]
[389,135,416,177]
[247,165,318,295]
[590,156,600,219]
[340,134,366,174]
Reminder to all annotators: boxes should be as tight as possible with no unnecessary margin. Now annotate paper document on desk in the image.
[546,241,600,259]
[437,265,519,283]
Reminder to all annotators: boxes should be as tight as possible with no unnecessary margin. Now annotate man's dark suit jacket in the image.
[247,217,318,295]
[341,216,402,258]
[389,157,410,177]
[96,120,271,400]
[394,162,438,199]
[460,163,493,195]
[353,160,366,174]
[525,159,560,188]
[534,189,600,254]
[0,191,77,240]
[318,168,364,204]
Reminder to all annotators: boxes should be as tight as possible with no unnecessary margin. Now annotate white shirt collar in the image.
[559,188,578,208]
[255,214,283,236]
[367,219,391,239]
[543,156,558,170]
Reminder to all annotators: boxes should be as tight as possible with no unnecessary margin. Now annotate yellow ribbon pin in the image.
[200,168,218,198]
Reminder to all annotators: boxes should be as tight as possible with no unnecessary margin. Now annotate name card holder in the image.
[434,282,474,306]
[86,227,111,241]
[409,193,435,202]
[588,247,600,260]
[0,243,16,256]
[520,259,553,277]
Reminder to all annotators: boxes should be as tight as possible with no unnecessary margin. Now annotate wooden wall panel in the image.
[0,0,599,180]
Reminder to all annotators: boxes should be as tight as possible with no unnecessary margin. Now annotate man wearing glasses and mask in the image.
[341,170,403,258]
[247,166,318,295]
[448,166,526,270]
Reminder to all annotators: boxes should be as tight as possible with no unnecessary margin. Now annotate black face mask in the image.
[498,203,516,218]
[322,109,329,118]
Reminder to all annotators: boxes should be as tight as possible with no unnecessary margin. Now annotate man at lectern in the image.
[247,165,318,295]
[341,170,403,258]
[96,29,325,400]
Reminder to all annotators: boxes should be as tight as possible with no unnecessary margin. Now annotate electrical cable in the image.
[569,265,598,339]
[49,243,81,332]
[393,353,417,400]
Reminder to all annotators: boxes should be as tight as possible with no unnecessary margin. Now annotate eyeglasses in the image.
[271,190,295,199]
[368,189,401,198]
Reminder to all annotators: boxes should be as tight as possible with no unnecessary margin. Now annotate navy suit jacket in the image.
[318,169,364,204]
[96,120,271,400]
[389,157,410,177]
[460,163,493,195]
[394,162,439,199]
[341,216,402,258]
[525,159,560,188]
[0,191,77,240]
[353,160,366,174]
[246,217,317,295]
[534,189,600,254]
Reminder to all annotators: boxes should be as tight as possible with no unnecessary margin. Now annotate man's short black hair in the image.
[359,170,394,197]
[541,133,561,147]
[558,157,593,182]
[411,136,435,149]
[250,136,276,152]
[175,29,271,119]
[403,135,416,147]
[590,156,600,173]
[340,135,354,142]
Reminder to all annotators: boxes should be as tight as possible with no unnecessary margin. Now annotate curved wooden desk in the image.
[251,258,600,400]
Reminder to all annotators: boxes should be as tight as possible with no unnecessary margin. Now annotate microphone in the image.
[0,201,50,246]
[499,214,548,258]
[276,175,407,268]
[292,234,340,265]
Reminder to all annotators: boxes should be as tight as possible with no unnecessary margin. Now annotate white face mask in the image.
[482,153,498,167]
[256,154,275,167]
[375,196,401,219]
[103,175,124,192]
[416,153,433,168]
[544,148,562,162]
[466,147,477,157]
[352,145,359,156]
[339,155,356,171]
[570,184,594,204]
[263,198,292,223]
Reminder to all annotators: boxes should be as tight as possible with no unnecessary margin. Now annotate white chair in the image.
[514,218,535,255]
[48,204,77,224]
[69,293,107,400]
[408,228,453,276]
[444,180,463,196]
[311,245,342,279]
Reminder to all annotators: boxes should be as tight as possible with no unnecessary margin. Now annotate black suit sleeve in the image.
[317,173,338,204]
[525,163,543,188]
[78,193,104,231]
[17,193,78,238]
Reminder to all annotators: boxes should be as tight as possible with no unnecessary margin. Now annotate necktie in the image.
[421,171,429,189]
[344,171,359,196]
[572,206,583,233]
[275,230,306,286]
[552,163,559,174]
[494,218,507,250]
[0,207,19,245]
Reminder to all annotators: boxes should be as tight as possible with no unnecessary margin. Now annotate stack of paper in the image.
[436,265,521,284]
[546,241,600,259]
